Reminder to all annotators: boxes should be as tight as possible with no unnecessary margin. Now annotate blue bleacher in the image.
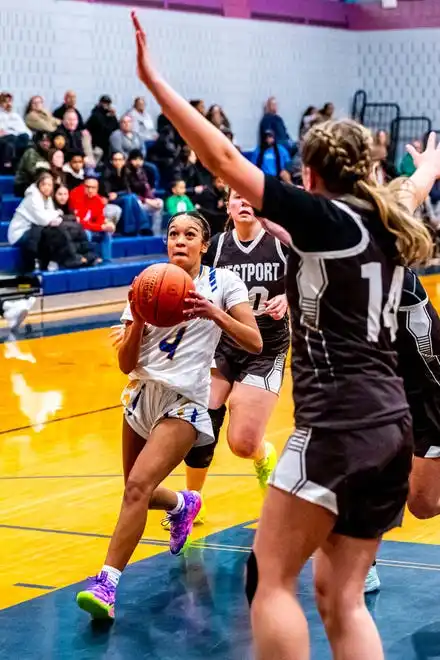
[0,175,169,295]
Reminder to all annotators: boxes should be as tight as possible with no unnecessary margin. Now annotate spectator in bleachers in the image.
[69,177,116,261]
[8,172,83,272]
[298,106,318,139]
[47,149,66,187]
[63,150,85,191]
[109,115,145,159]
[372,144,398,185]
[102,152,150,235]
[206,104,231,134]
[173,145,205,197]
[148,124,180,190]
[52,132,67,152]
[14,131,51,197]
[54,184,99,266]
[399,139,422,177]
[375,130,389,148]
[259,97,291,151]
[166,179,194,215]
[57,109,96,166]
[86,95,119,160]
[0,93,31,173]
[189,99,206,116]
[126,97,157,142]
[53,91,84,130]
[25,96,61,134]
[194,175,228,235]
[126,149,163,236]
[318,102,335,122]
[251,129,290,178]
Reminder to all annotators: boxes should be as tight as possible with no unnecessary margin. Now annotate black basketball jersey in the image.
[396,268,440,446]
[204,229,290,354]
[261,175,408,430]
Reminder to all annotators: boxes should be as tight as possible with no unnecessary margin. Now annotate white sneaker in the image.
[3,297,36,332]
[364,564,381,594]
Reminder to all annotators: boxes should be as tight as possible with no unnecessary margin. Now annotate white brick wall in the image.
[0,0,357,148]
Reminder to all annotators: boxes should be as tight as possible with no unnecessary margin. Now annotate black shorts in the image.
[213,340,287,395]
[270,416,413,539]
[410,395,440,459]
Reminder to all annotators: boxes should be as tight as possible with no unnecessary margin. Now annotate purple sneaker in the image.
[167,490,201,555]
[76,571,116,620]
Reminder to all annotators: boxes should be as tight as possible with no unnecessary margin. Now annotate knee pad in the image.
[246,550,259,606]
[209,404,227,442]
[184,441,217,469]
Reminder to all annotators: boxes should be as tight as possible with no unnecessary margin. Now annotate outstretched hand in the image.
[407,132,440,180]
[131,11,155,87]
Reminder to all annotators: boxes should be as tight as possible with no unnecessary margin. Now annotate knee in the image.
[314,577,363,628]
[123,478,153,507]
[407,490,437,519]
[228,428,260,459]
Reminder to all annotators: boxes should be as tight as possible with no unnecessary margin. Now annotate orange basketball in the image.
[131,263,194,327]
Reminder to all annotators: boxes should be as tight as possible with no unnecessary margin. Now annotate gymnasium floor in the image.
[2,276,440,659]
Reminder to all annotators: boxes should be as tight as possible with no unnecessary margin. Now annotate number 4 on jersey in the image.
[159,327,187,360]
[362,263,404,343]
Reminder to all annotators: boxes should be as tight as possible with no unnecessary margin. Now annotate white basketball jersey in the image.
[121,265,249,407]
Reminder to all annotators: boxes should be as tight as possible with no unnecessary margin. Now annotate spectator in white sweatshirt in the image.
[0,92,31,173]
[126,97,157,142]
[8,172,63,272]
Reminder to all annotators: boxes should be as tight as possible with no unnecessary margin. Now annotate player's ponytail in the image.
[302,119,433,265]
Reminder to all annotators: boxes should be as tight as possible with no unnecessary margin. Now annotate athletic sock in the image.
[255,443,268,465]
[101,565,121,587]
[168,491,185,515]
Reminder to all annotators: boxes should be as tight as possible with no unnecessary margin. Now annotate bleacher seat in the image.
[1,196,21,222]
[0,176,15,198]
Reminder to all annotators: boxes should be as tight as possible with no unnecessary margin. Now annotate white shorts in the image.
[122,380,214,447]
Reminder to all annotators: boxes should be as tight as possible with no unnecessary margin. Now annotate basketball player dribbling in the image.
[76,211,262,620]
[184,190,290,514]
[131,12,440,657]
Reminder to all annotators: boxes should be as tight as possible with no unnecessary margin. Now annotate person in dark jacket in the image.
[259,97,292,151]
[194,175,228,235]
[53,90,84,130]
[147,124,180,190]
[63,150,85,191]
[14,131,51,197]
[86,96,119,159]
[172,145,205,198]
[126,149,163,235]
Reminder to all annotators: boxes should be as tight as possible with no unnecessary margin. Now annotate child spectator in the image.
[63,151,85,191]
[69,177,116,261]
[25,96,61,134]
[52,132,67,153]
[47,149,66,187]
[54,185,99,266]
[166,180,194,215]
[14,131,51,196]
[251,129,290,178]
[126,149,164,235]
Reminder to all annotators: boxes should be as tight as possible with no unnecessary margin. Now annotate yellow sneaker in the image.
[194,500,206,525]
[254,442,277,492]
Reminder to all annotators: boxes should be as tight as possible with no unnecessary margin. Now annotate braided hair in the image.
[302,119,432,265]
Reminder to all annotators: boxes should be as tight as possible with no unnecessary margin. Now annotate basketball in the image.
[131,263,194,327]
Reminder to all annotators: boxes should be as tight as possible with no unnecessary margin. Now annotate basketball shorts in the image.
[213,341,287,395]
[410,395,440,459]
[122,380,214,447]
[270,416,413,539]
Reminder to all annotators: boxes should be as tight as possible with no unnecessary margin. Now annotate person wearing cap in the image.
[250,129,291,179]
[85,95,119,159]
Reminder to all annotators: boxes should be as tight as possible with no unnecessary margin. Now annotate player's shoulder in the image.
[399,267,428,310]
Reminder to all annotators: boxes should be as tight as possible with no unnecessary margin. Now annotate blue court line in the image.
[0,473,255,480]
[14,583,55,591]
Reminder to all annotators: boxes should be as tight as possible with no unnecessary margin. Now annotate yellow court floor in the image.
[0,275,439,612]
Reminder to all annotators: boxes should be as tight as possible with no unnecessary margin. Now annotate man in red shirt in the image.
[69,177,116,261]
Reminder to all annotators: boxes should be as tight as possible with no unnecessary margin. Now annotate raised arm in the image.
[131,12,264,210]
[399,133,440,214]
